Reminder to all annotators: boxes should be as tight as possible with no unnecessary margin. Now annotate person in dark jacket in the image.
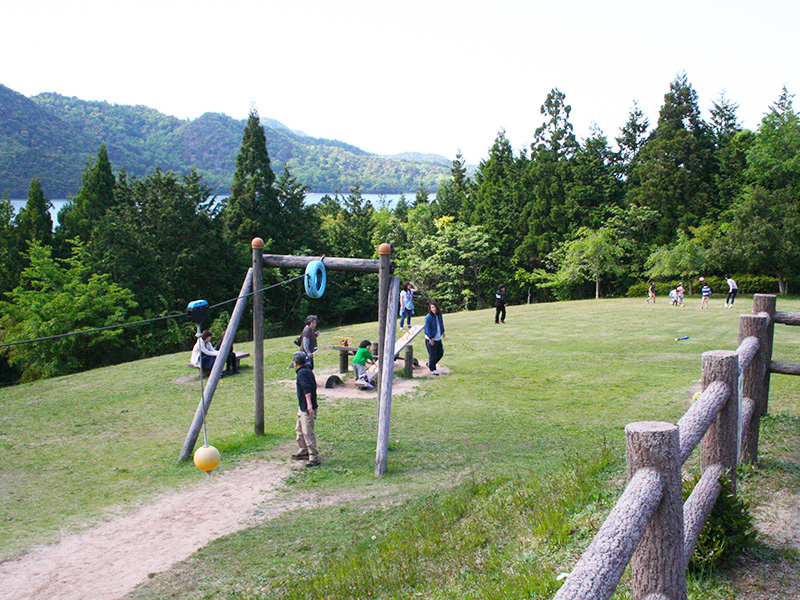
[423,300,445,375]
[291,351,320,467]
[299,315,319,370]
[494,284,506,324]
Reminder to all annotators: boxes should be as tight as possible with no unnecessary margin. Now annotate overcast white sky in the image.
[4,0,798,166]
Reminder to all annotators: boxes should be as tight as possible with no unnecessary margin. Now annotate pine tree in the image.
[16,175,53,247]
[222,107,279,248]
[626,73,716,244]
[55,144,117,252]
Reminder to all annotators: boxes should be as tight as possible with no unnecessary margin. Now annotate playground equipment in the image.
[180,240,401,477]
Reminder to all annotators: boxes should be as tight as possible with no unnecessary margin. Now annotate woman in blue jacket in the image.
[423,300,445,375]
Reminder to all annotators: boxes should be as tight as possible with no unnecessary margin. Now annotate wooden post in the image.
[627,421,686,600]
[752,294,776,416]
[338,349,349,374]
[252,238,264,436]
[179,269,253,461]
[375,276,400,477]
[404,345,413,378]
[700,350,739,495]
[376,243,392,397]
[739,314,768,464]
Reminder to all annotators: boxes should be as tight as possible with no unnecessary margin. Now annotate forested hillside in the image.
[0,84,450,197]
[1,74,799,386]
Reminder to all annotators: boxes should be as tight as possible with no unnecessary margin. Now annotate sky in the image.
[4,0,799,166]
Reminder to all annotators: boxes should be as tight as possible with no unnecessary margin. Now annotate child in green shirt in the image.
[352,340,376,389]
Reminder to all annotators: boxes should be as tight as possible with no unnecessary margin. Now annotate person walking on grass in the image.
[495,284,507,323]
[424,300,445,376]
[647,280,656,304]
[291,351,320,467]
[399,281,418,331]
[725,275,738,308]
[700,278,711,309]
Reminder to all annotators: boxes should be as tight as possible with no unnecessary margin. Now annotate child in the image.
[646,281,656,304]
[676,282,685,307]
[669,289,677,306]
[700,278,711,309]
[352,340,377,389]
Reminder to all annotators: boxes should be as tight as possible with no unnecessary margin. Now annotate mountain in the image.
[0,84,452,197]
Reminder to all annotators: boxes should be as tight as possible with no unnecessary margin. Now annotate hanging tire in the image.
[304,260,327,298]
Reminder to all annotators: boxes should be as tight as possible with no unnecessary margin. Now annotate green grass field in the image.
[1,296,799,599]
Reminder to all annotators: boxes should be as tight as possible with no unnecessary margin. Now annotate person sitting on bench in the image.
[191,330,237,375]
[352,340,377,389]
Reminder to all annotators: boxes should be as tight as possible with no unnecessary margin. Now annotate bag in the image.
[294,336,302,347]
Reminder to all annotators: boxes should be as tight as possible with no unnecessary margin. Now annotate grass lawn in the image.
[1,295,799,598]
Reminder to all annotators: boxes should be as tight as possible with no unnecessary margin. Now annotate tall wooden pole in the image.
[376,243,392,397]
[376,276,400,476]
[252,238,264,435]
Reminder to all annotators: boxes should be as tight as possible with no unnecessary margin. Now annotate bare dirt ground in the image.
[0,363,441,600]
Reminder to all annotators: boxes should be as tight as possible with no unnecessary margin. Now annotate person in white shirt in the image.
[725,275,738,308]
[191,330,236,374]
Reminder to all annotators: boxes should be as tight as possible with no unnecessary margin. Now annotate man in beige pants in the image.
[291,351,320,467]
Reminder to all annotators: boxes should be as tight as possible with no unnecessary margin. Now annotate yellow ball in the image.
[193,445,221,472]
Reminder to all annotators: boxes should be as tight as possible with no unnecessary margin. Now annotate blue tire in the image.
[304,260,327,298]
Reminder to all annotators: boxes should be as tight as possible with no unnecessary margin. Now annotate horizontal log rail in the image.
[259,253,386,273]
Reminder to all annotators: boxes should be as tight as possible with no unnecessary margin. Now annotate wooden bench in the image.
[188,351,249,373]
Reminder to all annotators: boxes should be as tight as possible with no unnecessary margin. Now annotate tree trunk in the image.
[778,273,787,295]
[595,274,601,299]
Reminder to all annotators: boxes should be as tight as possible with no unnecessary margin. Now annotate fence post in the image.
[252,238,264,436]
[752,294,776,416]
[700,350,739,495]
[739,314,768,464]
[627,422,685,600]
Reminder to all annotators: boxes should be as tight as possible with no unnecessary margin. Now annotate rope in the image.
[0,273,306,349]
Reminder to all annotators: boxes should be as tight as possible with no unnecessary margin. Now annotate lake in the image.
[9,193,416,229]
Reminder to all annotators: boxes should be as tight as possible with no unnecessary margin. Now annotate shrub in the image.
[683,474,756,573]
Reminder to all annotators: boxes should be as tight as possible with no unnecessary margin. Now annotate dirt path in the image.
[0,365,437,600]
[0,461,299,600]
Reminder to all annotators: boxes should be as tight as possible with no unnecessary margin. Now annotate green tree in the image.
[55,144,117,252]
[404,216,496,310]
[626,74,717,243]
[469,131,526,288]
[222,107,279,248]
[566,125,624,229]
[0,194,20,298]
[434,151,470,218]
[16,175,53,247]
[549,227,625,299]
[89,168,229,349]
[521,88,579,259]
[645,227,714,294]
[722,88,800,293]
[615,101,650,179]
[0,242,137,381]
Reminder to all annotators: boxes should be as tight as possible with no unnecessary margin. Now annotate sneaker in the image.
[291,452,309,460]
[431,370,439,376]
[364,382,374,390]
[305,459,320,467]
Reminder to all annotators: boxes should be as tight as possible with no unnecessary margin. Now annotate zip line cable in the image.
[0,273,306,349]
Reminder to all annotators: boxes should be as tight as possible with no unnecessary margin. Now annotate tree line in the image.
[1,73,799,383]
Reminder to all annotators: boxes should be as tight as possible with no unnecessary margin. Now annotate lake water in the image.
[9,193,416,229]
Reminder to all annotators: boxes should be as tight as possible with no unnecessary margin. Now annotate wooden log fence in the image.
[555,294,800,600]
